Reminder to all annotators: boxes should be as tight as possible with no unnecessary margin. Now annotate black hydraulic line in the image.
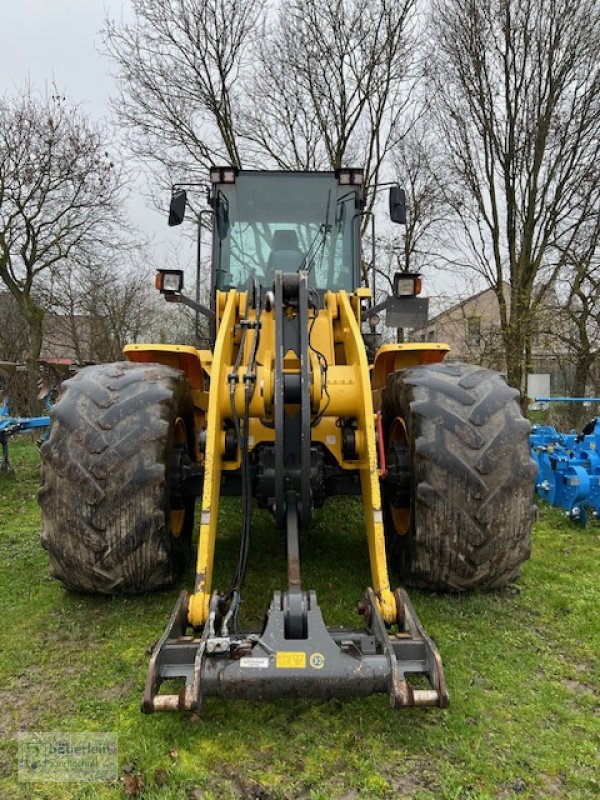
[298,273,312,528]
[227,292,262,613]
[234,389,251,592]
[307,307,330,429]
[237,302,261,590]
[226,316,248,599]
[274,273,285,527]
[245,300,262,383]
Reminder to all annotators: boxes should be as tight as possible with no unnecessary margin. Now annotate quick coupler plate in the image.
[142,588,449,713]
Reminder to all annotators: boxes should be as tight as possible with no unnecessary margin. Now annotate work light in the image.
[393,273,422,297]
[155,269,184,294]
[335,168,364,185]
[209,166,238,184]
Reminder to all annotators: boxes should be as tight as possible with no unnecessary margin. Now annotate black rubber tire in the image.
[382,362,537,590]
[39,361,195,594]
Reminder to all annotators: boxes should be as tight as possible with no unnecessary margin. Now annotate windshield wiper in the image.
[298,190,332,276]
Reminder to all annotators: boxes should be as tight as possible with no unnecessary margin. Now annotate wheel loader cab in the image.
[210,170,362,294]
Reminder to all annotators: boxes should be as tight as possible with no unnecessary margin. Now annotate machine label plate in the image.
[276,652,306,669]
[239,657,269,669]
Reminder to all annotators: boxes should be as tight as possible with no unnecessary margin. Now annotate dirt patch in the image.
[101,680,135,702]
[535,773,564,798]
[0,687,45,740]
[219,769,278,800]
[0,746,14,779]
[564,679,596,697]
[0,663,77,740]
[496,778,527,798]
[389,772,432,796]
[498,771,567,799]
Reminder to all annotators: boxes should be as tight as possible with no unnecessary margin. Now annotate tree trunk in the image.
[567,356,596,429]
[571,357,593,399]
[23,307,44,415]
[503,326,525,395]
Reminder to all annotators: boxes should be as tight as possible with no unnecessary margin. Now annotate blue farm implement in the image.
[0,361,55,475]
[530,419,600,524]
[0,409,51,474]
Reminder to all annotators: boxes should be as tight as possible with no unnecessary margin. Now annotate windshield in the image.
[212,173,360,291]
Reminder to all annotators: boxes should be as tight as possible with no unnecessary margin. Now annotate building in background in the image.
[413,283,579,395]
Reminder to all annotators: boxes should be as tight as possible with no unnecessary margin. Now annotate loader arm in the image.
[186,285,396,626]
[143,272,448,712]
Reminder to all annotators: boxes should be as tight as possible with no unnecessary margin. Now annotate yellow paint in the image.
[124,343,209,390]
[124,343,210,458]
[371,343,450,391]
[188,290,239,626]
[335,292,397,622]
[176,282,446,627]
[276,652,307,669]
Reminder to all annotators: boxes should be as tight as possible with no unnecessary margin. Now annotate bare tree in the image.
[376,124,447,283]
[44,253,161,363]
[87,266,159,362]
[551,213,600,400]
[243,0,416,190]
[104,0,265,176]
[428,0,600,393]
[0,292,29,362]
[0,86,125,409]
[105,0,416,202]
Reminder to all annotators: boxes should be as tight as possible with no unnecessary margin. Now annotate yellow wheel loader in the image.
[39,168,536,712]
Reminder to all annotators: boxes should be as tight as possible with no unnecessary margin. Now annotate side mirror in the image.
[389,186,406,225]
[168,189,187,226]
[216,194,230,240]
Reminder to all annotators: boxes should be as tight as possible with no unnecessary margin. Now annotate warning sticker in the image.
[275,651,306,669]
[309,652,325,670]
[239,657,269,669]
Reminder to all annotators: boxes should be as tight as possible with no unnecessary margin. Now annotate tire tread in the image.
[382,362,536,590]
[39,361,193,594]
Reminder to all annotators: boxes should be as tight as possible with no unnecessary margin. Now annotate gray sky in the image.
[1,0,115,117]
[0,1,460,299]
[0,0,181,264]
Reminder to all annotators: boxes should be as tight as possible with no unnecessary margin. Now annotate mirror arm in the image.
[360,297,388,321]
[165,292,216,321]
[196,209,215,340]
[352,210,376,304]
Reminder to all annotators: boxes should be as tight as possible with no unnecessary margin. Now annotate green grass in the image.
[0,438,599,799]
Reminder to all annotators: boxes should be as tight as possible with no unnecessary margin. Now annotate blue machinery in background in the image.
[530,396,600,524]
[0,407,51,474]
[0,363,53,475]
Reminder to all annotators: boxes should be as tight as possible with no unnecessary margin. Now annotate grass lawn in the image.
[0,437,598,799]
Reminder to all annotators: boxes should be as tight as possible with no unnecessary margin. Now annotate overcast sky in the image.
[0,1,459,300]
[0,0,183,265]
[1,0,116,116]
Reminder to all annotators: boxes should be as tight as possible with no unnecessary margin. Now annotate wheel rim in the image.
[170,417,187,539]
[388,416,410,535]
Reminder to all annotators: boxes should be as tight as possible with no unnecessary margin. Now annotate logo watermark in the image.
[18,732,118,782]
